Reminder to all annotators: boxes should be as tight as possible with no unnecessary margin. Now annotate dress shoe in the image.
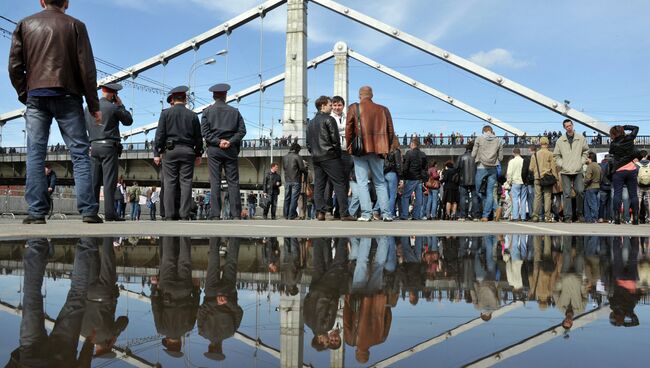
[82,215,104,223]
[22,216,46,224]
[340,215,356,221]
[105,217,125,222]
[317,212,326,221]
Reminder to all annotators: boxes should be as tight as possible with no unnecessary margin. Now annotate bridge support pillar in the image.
[280,284,305,368]
[282,0,308,139]
[333,42,349,106]
[330,295,346,367]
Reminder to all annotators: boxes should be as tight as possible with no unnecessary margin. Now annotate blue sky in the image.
[1,0,649,146]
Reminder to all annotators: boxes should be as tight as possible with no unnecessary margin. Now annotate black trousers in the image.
[205,238,240,297]
[313,158,348,215]
[263,193,279,219]
[91,142,119,219]
[162,146,195,219]
[207,147,242,219]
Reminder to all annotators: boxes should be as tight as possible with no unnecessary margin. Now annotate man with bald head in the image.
[345,86,396,221]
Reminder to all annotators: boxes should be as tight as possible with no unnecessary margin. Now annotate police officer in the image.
[201,83,247,220]
[86,83,133,221]
[154,86,203,220]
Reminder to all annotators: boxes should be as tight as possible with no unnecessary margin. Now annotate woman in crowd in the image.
[115,176,126,219]
[424,161,440,220]
[609,125,639,224]
[441,160,459,220]
[382,135,402,218]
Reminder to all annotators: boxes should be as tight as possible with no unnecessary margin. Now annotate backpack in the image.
[639,162,650,186]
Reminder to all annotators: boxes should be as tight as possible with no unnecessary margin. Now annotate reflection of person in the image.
[609,237,641,327]
[281,238,304,296]
[151,237,200,358]
[528,235,560,308]
[473,235,499,320]
[305,238,349,351]
[553,236,587,331]
[80,237,129,357]
[7,238,98,366]
[198,237,243,361]
[262,237,281,273]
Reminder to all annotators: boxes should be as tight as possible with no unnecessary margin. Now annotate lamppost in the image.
[187,49,228,108]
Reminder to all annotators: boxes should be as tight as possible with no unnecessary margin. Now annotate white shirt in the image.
[331,112,346,144]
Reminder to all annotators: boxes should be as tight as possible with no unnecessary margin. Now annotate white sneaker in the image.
[383,217,394,222]
[357,217,372,222]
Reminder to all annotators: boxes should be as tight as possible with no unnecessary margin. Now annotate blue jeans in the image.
[283,182,301,219]
[510,183,528,220]
[248,204,256,218]
[475,167,497,219]
[599,189,612,221]
[584,188,599,223]
[526,185,535,218]
[349,181,361,217]
[613,170,638,221]
[24,95,98,217]
[372,171,398,217]
[425,189,440,218]
[353,154,390,219]
[130,202,140,220]
[349,237,392,292]
[401,180,423,219]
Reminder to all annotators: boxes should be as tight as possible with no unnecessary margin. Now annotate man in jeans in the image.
[345,86,396,221]
[471,126,503,222]
[9,0,102,223]
[506,148,526,221]
[400,138,427,220]
[553,119,589,222]
[282,142,306,220]
[583,152,601,223]
[263,163,282,220]
[456,141,478,220]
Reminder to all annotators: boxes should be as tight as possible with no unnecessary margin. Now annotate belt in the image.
[92,139,119,145]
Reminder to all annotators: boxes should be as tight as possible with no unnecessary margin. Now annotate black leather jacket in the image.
[609,125,639,171]
[402,148,427,181]
[306,112,342,162]
[455,151,476,186]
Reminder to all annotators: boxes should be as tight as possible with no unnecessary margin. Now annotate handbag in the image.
[350,103,364,156]
[259,195,269,210]
[535,151,557,187]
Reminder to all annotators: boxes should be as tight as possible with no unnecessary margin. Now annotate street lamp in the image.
[187,49,228,107]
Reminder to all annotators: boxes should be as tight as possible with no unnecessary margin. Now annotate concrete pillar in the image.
[280,284,305,368]
[282,0,308,139]
[332,41,349,106]
[330,295,346,368]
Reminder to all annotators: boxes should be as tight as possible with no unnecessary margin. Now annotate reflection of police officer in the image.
[154,86,203,220]
[198,237,242,361]
[80,237,129,357]
[152,237,200,358]
[85,83,133,221]
[201,83,247,220]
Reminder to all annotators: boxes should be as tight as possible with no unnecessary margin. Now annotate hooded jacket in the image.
[471,133,503,168]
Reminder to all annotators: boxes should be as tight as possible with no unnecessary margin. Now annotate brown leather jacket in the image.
[8,9,99,112]
[345,98,395,155]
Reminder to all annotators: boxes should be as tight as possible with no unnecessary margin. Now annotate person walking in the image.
[456,141,478,221]
[282,143,306,220]
[345,86,396,221]
[9,0,103,224]
[85,83,133,222]
[400,138,427,220]
[553,119,589,222]
[247,192,257,219]
[506,148,527,221]
[201,83,246,220]
[263,164,282,220]
[306,96,354,221]
[472,126,503,222]
[583,152,601,223]
[608,125,640,224]
[530,137,558,222]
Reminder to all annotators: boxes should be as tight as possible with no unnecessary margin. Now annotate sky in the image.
[1,0,649,147]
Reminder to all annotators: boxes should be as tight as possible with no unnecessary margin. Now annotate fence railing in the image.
[1,135,649,156]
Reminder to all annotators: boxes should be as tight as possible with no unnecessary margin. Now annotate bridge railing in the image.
[1,135,649,156]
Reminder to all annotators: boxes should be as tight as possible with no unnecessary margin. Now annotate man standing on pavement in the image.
[553,119,589,222]
[154,86,203,221]
[263,163,282,220]
[45,163,57,219]
[530,137,558,222]
[9,0,103,224]
[400,138,427,220]
[345,86,395,222]
[201,83,246,220]
[282,142,306,220]
[583,152,601,223]
[85,83,133,221]
[306,96,354,221]
[456,141,477,221]
[471,126,503,222]
[506,148,527,221]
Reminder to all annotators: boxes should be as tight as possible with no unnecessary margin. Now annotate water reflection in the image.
[0,235,648,367]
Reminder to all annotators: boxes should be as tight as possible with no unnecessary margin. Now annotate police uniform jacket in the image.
[154,104,203,157]
[201,99,247,159]
[85,97,133,142]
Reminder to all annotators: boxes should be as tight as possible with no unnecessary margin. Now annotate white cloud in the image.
[468,48,529,69]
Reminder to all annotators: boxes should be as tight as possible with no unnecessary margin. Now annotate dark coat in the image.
[306,112,342,162]
[402,148,427,181]
[456,151,477,186]
[609,125,639,171]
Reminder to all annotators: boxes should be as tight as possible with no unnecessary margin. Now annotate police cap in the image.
[209,83,231,93]
[99,83,123,92]
[166,85,189,104]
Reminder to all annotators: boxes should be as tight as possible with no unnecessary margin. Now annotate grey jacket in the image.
[552,133,589,175]
[471,133,503,168]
